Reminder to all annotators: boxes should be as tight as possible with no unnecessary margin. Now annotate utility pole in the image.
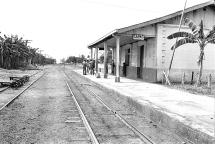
[166,0,188,84]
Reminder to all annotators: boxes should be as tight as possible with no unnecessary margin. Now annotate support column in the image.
[111,48,115,75]
[90,48,93,59]
[104,42,108,78]
[95,47,99,74]
[115,36,120,82]
[112,48,114,60]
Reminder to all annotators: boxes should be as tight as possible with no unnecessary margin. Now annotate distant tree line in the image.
[99,50,112,63]
[64,55,86,64]
[0,33,56,69]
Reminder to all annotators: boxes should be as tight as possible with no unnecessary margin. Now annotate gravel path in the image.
[0,66,91,144]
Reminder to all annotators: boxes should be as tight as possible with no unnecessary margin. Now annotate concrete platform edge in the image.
[75,72,215,144]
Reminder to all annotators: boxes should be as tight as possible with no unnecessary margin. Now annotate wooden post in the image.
[161,72,165,84]
[163,71,171,85]
[191,71,194,85]
[167,0,187,80]
[208,74,212,88]
[115,36,120,82]
[104,42,108,78]
[95,47,100,78]
[181,72,185,85]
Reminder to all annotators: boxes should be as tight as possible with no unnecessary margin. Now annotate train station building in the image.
[88,0,215,83]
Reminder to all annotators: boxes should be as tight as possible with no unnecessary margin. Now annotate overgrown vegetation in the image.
[167,18,215,86]
[0,33,56,69]
[165,82,215,97]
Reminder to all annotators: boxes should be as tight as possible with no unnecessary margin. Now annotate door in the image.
[124,48,130,76]
[138,45,144,78]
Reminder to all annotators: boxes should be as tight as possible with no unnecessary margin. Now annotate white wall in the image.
[145,38,157,68]
[157,24,215,70]
[131,43,138,67]
[157,24,215,82]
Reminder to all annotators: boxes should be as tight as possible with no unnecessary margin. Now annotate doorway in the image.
[124,48,130,76]
[138,45,144,78]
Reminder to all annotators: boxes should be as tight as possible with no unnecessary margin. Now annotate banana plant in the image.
[0,33,56,69]
[167,18,215,86]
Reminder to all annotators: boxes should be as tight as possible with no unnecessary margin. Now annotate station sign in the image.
[132,34,145,40]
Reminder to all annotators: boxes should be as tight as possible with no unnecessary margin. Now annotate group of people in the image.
[82,59,116,76]
[82,59,95,75]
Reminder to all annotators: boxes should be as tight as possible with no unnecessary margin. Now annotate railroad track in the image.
[0,70,46,111]
[64,70,155,144]
[65,80,99,144]
[0,87,9,93]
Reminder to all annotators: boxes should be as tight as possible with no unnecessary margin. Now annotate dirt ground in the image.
[0,65,199,144]
[0,67,41,81]
[0,66,91,144]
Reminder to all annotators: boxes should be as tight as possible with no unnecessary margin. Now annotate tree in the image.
[60,58,66,64]
[167,18,215,86]
[80,54,85,62]
[0,33,56,69]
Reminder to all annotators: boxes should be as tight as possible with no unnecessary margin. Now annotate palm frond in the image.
[184,18,200,37]
[171,38,197,50]
[4,35,8,39]
[0,36,4,41]
[167,31,195,39]
[198,20,204,39]
[205,25,215,39]
[208,38,215,44]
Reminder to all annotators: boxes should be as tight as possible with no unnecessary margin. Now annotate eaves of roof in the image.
[88,0,215,49]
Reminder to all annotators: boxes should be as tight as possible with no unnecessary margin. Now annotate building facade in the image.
[88,1,215,83]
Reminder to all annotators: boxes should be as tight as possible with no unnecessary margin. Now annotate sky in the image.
[0,0,209,62]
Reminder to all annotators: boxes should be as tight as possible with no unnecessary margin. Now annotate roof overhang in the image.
[88,30,118,49]
[88,0,215,49]
[90,33,155,50]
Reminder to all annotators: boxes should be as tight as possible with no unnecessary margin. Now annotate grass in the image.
[164,82,215,98]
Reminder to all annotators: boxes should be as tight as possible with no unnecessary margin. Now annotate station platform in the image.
[72,67,215,144]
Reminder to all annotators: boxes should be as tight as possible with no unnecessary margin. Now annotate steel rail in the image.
[64,73,99,144]
[64,71,154,144]
[83,81,191,144]
[85,87,156,144]
[0,71,46,111]
[0,87,9,92]
[65,69,192,144]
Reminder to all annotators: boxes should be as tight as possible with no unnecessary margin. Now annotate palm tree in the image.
[0,34,5,67]
[0,32,56,69]
[167,18,215,86]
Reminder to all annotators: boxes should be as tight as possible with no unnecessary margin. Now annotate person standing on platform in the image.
[111,60,115,75]
[82,60,87,75]
[90,60,95,75]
